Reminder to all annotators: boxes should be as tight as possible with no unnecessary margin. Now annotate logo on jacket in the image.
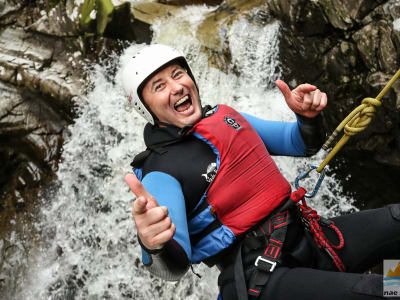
[202,162,217,183]
[224,116,241,130]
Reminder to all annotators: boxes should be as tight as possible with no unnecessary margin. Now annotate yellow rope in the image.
[316,69,400,173]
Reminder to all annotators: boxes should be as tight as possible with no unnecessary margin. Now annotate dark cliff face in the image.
[0,0,144,244]
[267,0,400,207]
[0,0,82,243]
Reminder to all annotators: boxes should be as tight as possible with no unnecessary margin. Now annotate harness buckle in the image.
[254,256,277,272]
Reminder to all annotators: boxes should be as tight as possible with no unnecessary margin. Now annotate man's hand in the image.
[275,80,327,118]
[125,173,176,250]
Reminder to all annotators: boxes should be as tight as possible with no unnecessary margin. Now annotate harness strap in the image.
[234,241,248,300]
[232,189,346,300]
[247,210,291,297]
[233,200,295,300]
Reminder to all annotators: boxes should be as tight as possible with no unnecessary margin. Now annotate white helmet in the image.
[122,44,197,125]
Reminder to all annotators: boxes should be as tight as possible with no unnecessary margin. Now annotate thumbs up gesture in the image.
[275,80,327,118]
[125,173,176,250]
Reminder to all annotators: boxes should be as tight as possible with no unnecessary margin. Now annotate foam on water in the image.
[17,5,355,300]
[394,18,400,31]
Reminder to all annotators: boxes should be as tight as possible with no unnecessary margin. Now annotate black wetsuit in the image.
[133,107,400,299]
[219,204,400,299]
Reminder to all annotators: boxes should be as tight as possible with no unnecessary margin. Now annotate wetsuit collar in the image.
[143,105,213,148]
[143,122,188,147]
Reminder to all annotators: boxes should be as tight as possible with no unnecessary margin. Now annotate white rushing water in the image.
[16,4,355,300]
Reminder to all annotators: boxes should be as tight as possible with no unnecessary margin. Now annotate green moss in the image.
[80,0,115,35]
[96,0,114,35]
[80,0,96,32]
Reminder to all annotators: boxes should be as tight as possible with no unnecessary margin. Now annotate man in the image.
[122,44,400,299]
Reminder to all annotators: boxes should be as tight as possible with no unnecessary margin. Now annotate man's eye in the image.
[173,71,183,78]
[155,83,164,91]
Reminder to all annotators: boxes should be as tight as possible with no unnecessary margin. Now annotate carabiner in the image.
[295,165,326,198]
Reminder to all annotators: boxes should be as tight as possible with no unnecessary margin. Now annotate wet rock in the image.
[131,2,182,25]
[29,1,81,37]
[0,0,22,22]
[318,0,385,30]
[322,41,359,78]
[268,0,331,35]
[268,0,400,204]
[130,0,268,70]
[0,81,68,291]
[0,80,68,202]
[159,0,223,6]
[269,0,400,155]
[353,20,397,73]
[0,26,83,114]
[0,239,28,299]
[196,0,269,70]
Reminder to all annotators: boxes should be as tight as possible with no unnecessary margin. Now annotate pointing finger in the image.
[125,173,153,199]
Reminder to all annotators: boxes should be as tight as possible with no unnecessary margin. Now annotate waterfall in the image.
[16,5,355,300]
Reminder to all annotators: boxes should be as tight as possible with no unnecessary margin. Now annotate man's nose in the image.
[170,80,183,94]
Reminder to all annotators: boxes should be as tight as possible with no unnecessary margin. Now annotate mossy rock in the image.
[131,2,181,25]
[80,0,114,35]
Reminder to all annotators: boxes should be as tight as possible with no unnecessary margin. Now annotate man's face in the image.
[142,63,202,128]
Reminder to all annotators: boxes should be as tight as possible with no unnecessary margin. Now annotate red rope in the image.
[291,188,345,272]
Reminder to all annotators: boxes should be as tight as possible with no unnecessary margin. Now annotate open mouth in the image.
[174,95,192,112]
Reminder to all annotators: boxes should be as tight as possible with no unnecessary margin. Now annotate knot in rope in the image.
[316,69,400,173]
[342,97,382,137]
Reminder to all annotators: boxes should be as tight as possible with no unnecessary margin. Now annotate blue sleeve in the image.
[135,170,191,264]
[240,112,306,156]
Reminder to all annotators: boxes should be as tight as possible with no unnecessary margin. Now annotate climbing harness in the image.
[230,70,400,300]
[290,69,400,273]
[233,198,297,299]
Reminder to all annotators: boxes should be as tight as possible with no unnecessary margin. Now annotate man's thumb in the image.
[275,80,292,101]
[133,196,148,215]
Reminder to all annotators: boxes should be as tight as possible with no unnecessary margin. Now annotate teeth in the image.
[174,95,189,107]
